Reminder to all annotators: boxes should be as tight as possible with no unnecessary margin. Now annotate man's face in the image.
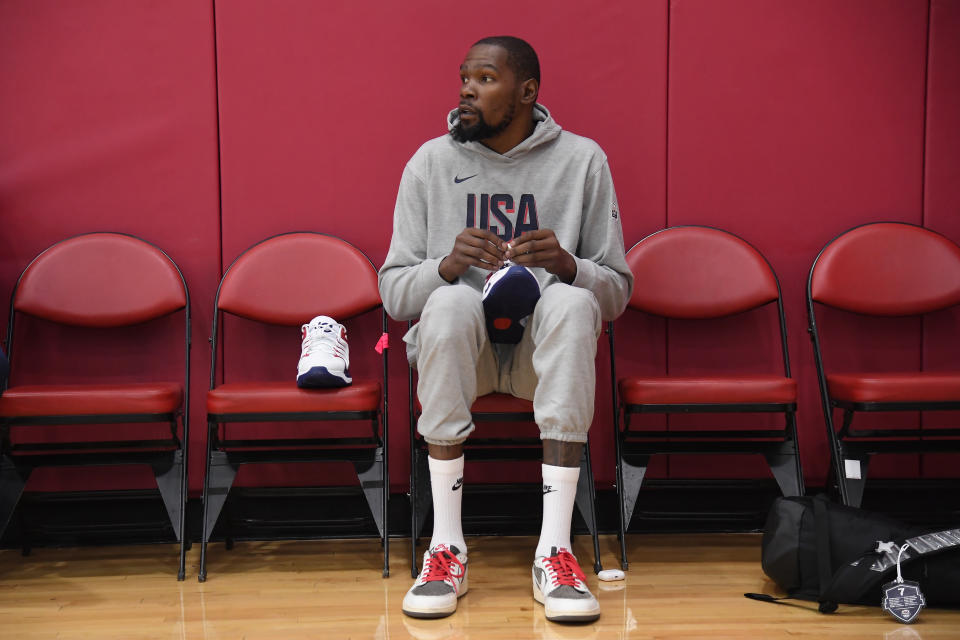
[451,44,519,143]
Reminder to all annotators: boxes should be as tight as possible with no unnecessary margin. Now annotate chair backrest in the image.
[12,233,187,328]
[809,222,960,316]
[216,232,380,326]
[625,226,780,319]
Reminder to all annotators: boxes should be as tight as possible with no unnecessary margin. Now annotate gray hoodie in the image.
[379,104,633,325]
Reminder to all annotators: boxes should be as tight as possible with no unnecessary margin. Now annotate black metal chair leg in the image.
[410,441,418,579]
[200,424,238,582]
[830,409,870,507]
[612,418,628,571]
[838,452,870,508]
[354,454,386,539]
[353,448,388,577]
[614,450,628,571]
[574,442,602,574]
[410,442,432,578]
[178,419,190,580]
[618,451,649,570]
[383,476,390,578]
[198,422,215,583]
[204,452,238,539]
[151,449,186,580]
[382,443,390,578]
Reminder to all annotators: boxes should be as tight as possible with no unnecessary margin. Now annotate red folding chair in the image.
[807,222,960,507]
[0,232,190,579]
[199,232,388,581]
[610,226,803,569]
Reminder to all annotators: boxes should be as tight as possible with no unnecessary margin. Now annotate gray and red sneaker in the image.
[402,544,469,619]
[532,547,600,623]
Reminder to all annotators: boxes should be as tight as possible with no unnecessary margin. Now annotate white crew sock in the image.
[536,463,580,558]
[428,455,467,554]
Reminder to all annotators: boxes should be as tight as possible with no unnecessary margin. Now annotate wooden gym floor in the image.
[1,533,957,639]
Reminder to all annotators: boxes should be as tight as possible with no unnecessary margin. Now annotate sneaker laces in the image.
[301,321,344,357]
[543,549,587,589]
[421,547,466,593]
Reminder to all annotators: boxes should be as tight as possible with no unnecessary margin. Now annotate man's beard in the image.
[450,101,516,143]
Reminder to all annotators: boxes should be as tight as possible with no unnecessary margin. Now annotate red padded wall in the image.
[1,1,954,498]
[213,0,668,488]
[0,2,221,491]
[667,0,930,482]
[922,0,960,477]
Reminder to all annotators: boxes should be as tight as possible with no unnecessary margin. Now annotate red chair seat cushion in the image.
[619,375,797,405]
[0,382,183,417]
[207,380,381,415]
[827,372,960,404]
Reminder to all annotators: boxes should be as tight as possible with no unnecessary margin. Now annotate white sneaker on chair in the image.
[296,315,351,388]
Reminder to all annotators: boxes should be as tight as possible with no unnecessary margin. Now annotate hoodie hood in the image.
[446,103,562,160]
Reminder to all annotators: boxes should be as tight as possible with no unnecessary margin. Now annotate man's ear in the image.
[519,78,539,105]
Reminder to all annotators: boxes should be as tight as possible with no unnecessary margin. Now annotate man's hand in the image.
[503,230,577,284]
[439,228,506,283]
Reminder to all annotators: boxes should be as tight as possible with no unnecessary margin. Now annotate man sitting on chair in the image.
[378,35,632,623]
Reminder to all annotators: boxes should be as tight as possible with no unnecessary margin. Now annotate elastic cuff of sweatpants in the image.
[422,435,470,446]
[422,422,474,446]
[539,430,589,444]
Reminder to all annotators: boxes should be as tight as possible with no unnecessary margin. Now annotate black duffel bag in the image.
[746,494,960,613]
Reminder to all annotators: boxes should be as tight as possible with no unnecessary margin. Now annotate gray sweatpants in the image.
[405,282,602,445]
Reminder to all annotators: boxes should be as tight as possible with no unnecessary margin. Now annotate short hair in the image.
[473,36,540,85]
